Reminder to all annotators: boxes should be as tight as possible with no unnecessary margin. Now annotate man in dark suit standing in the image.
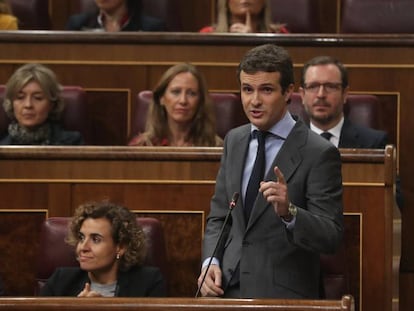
[299,56,402,209]
[197,44,344,299]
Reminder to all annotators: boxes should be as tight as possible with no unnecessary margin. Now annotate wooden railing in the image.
[0,296,354,311]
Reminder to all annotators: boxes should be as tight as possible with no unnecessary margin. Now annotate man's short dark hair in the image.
[237,44,294,93]
[301,56,348,88]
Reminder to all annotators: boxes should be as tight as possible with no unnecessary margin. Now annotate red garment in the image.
[199,25,290,33]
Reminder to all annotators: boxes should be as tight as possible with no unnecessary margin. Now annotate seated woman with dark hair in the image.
[200,0,288,33]
[40,200,166,297]
[0,63,83,145]
[66,0,165,32]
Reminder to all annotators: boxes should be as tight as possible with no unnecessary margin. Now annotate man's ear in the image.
[284,84,295,103]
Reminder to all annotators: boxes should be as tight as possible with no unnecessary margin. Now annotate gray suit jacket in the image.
[202,119,343,299]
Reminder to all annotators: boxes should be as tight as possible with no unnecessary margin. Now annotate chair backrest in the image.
[268,0,321,33]
[141,0,182,31]
[35,216,168,295]
[320,244,350,299]
[9,0,51,30]
[131,90,247,142]
[73,0,182,31]
[210,92,248,139]
[0,85,91,144]
[341,0,414,33]
[288,93,381,129]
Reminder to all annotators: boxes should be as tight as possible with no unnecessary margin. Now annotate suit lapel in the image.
[229,126,251,229]
[246,121,307,230]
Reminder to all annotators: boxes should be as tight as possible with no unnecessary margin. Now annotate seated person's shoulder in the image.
[66,12,98,30]
[51,124,84,145]
[139,14,166,31]
[199,25,215,33]
[350,122,388,148]
[123,265,167,296]
[128,133,149,146]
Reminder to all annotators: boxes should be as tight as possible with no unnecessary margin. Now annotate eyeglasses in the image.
[303,82,343,93]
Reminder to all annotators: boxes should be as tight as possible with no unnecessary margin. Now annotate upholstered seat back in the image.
[210,92,248,139]
[268,0,321,33]
[341,0,414,33]
[35,216,168,295]
[0,85,91,144]
[320,244,350,299]
[9,0,51,30]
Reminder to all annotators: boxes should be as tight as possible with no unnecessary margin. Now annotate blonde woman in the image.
[129,63,223,147]
[1,63,83,145]
[200,0,288,33]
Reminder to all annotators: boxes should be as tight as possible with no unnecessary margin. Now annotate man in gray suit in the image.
[197,44,344,299]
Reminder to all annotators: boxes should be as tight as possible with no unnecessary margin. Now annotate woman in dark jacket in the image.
[0,63,83,145]
[40,200,166,297]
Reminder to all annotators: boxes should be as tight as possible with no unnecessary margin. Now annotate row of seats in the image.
[9,0,414,33]
[37,216,348,299]
[0,86,381,145]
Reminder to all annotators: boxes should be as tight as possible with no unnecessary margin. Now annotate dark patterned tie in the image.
[244,130,268,221]
[320,132,332,141]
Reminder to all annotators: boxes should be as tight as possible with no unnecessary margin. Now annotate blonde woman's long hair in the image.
[144,63,218,146]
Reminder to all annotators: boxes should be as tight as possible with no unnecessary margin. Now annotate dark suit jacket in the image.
[66,10,165,31]
[0,123,83,145]
[39,266,166,297]
[339,118,388,148]
[339,118,403,209]
[203,119,343,299]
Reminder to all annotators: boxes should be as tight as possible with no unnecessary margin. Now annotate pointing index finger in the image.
[274,166,286,185]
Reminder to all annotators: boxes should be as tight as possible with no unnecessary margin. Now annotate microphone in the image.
[195,192,239,298]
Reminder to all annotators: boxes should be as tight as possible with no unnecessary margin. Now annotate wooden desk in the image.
[0,296,354,311]
[0,146,394,311]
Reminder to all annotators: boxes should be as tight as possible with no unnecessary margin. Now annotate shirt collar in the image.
[97,11,131,30]
[310,116,344,139]
[250,110,296,140]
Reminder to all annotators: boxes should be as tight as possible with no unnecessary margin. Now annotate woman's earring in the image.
[116,253,120,260]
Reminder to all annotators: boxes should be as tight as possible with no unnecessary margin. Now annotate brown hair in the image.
[66,200,147,271]
[237,44,294,94]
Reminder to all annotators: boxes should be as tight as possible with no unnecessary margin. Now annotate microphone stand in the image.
[195,192,239,298]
